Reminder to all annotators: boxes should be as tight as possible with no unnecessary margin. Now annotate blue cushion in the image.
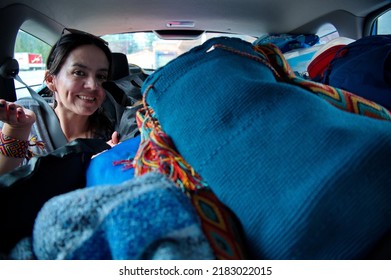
[86,135,140,187]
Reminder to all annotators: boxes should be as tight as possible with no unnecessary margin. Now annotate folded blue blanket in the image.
[33,172,214,260]
[141,36,391,259]
[253,33,319,53]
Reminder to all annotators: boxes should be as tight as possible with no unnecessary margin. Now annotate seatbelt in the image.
[14,74,67,149]
[1,57,67,148]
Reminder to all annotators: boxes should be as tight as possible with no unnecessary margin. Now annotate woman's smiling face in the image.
[51,44,109,116]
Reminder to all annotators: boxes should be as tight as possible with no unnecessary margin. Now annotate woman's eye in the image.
[73,70,85,77]
[97,74,108,81]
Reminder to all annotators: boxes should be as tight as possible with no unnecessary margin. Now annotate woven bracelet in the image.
[0,130,44,160]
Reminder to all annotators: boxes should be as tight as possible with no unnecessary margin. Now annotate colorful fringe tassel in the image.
[133,93,208,192]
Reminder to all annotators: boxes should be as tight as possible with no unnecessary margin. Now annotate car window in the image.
[283,23,339,75]
[102,32,255,71]
[14,30,50,99]
[377,9,391,34]
[103,29,340,77]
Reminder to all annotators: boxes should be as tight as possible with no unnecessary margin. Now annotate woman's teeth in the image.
[78,96,96,101]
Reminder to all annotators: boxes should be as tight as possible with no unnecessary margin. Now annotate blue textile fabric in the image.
[33,172,214,260]
[85,135,140,187]
[253,33,319,53]
[141,36,391,259]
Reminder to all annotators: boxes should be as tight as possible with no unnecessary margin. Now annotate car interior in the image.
[0,0,391,260]
[0,0,390,99]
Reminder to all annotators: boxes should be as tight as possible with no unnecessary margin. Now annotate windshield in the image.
[102,32,256,71]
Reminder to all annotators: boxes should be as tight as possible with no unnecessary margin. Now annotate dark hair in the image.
[46,32,112,77]
[45,31,115,140]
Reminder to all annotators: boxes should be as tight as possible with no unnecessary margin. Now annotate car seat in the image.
[103,52,148,106]
[101,52,148,136]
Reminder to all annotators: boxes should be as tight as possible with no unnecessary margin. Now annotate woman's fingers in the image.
[0,99,36,127]
[106,131,120,147]
[7,103,18,123]
[0,100,7,120]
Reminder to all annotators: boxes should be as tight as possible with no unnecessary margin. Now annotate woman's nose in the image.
[85,76,100,89]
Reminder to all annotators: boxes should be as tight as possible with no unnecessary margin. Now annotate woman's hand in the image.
[0,99,37,175]
[106,131,120,147]
[0,99,36,129]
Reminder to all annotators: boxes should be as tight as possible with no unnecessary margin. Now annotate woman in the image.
[0,30,119,175]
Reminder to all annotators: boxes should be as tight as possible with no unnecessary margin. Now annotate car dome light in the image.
[166,21,195,28]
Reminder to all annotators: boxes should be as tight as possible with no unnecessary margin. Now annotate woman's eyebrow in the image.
[72,62,109,72]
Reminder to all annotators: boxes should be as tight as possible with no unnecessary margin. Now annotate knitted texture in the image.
[133,105,248,259]
[141,36,391,259]
[33,172,214,260]
[252,43,391,120]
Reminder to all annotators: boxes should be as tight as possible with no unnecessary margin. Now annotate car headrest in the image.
[0,58,19,79]
[111,52,130,80]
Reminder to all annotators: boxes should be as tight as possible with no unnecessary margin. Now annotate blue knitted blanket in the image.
[141,36,391,259]
[32,172,214,260]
